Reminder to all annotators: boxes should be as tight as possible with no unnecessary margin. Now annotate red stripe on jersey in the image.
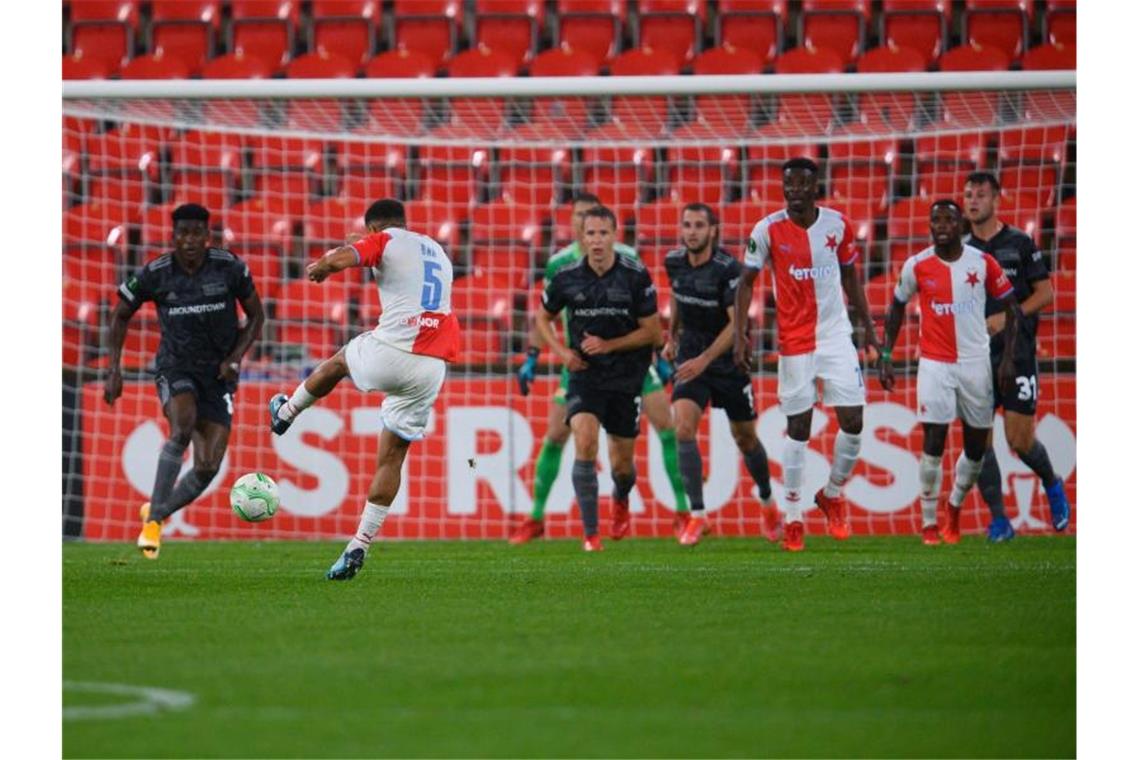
[351,232,391,268]
[411,311,460,362]
[838,215,859,266]
[984,252,1014,300]
[914,255,959,362]
[769,219,818,355]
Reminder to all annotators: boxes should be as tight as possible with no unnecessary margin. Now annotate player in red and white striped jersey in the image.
[880,199,1019,545]
[267,199,459,580]
[732,157,883,552]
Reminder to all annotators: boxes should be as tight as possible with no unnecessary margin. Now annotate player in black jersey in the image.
[103,203,265,559]
[963,172,1071,539]
[662,203,780,546]
[536,206,663,551]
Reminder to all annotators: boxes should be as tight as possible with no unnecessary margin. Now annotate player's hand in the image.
[879,356,896,392]
[986,313,1006,336]
[306,259,331,283]
[560,348,589,372]
[219,360,240,384]
[103,367,123,406]
[733,339,753,373]
[661,338,677,362]
[865,343,881,365]
[675,355,709,385]
[997,356,1016,397]
[654,352,675,386]
[516,349,539,396]
[580,333,610,356]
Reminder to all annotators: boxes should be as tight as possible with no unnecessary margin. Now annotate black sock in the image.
[742,442,773,501]
[152,469,215,522]
[677,439,705,512]
[1018,440,1057,488]
[571,460,599,537]
[149,440,186,517]
[612,468,636,503]
[977,447,1006,521]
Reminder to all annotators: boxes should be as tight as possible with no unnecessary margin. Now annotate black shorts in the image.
[672,370,758,422]
[155,367,236,427]
[564,377,641,439]
[992,351,1039,416]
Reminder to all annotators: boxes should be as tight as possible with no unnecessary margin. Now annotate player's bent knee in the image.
[836,407,863,435]
[731,427,759,452]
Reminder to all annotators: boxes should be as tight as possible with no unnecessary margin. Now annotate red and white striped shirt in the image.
[894,244,1014,362]
[351,228,460,362]
[745,206,859,356]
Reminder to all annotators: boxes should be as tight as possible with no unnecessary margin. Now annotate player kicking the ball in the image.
[267,199,459,580]
[732,158,883,552]
[880,200,1019,545]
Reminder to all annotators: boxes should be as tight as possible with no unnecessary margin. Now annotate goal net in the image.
[62,72,1076,541]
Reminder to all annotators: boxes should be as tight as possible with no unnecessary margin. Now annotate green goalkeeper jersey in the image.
[543,241,640,345]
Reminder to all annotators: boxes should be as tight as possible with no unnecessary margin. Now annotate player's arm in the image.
[840,263,882,361]
[880,257,917,393]
[536,307,586,371]
[582,314,663,355]
[986,253,1020,395]
[307,245,359,282]
[220,289,266,383]
[675,306,735,384]
[661,293,680,361]
[1019,276,1054,317]
[732,266,759,372]
[103,299,134,405]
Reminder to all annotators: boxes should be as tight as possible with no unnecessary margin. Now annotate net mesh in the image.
[62,85,1076,541]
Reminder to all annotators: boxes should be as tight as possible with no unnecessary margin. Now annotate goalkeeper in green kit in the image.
[510,193,689,543]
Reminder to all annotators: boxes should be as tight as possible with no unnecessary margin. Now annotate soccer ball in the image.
[229,473,279,522]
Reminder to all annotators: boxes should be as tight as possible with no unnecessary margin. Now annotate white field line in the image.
[63,680,195,721]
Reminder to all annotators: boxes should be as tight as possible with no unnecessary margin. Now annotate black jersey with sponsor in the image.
[541,254,658,394]
[965,225,1050,359]
[118,248,255,371]
[664,247,741,375]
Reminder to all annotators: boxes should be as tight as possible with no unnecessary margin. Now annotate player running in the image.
[880,200,1019,545]
[963,172,1071,541]
[104,203,265,560]
[267,199,459,580]
[663,203,779,546]
[732,157,882,552]
[536,206,663,551]
[511,193,688,544]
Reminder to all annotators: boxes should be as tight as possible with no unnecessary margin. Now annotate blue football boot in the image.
[326,547,366,581]
[986,516,1015,543]
[1046,480,1071,532]
[268,393,292,436]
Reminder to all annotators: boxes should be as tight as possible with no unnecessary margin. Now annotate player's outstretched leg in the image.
[327,429,406,580]
[270,349,350,435]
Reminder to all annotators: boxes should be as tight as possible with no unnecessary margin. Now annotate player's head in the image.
[582,205,617,262]
[364,198,406,231]
[929,199,964,248]
[781,157,819,214]
[171,203,210,259]
[681,202,718,255]
[963,171,1001,226]
[570,192,603,239]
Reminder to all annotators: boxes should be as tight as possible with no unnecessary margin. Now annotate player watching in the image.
[963,172,1071,540]
[663,203,779,546]
[732,158,882,552]
[512,193,688,544]
[880,200,1019,545]
[267,199,459,580]
[104,203,265,560]
[535,206,663,551]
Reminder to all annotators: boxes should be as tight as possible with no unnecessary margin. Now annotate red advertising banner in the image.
[81,376,1076,541]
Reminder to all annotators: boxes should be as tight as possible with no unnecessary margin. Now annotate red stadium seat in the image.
[963,0,1031,63]
[525,47,598,131]
[691,46,763,131]
[418,144,490,210]
[119,52,191,79]
[1036,316,1075,360]
[139,203,180,248]
[469,199,543,245]
[62,279,105,368]
[229,1,300,72]
[771,47,844,129]
[580,141,654,219]
[310,1,379,66]
[474,1,544,69]
[913,131,988,187]
[392,0,463,66]
[915,166,975,199]
[939,42,1010,71]
[636,0,706,67]
[999,165,1058,211]
[1054,194,1076,271]
[1001,191,1045,242]
[863,273,897,315]
[1021,44,1076,122]
[664,138,739,205]
[555,0,624,67]
[880,0,948,68]
[467,245,534,280]
[64,201,135,259]
[149,1,220,75]
[437,47,518,136]
[254,173,315,218]
[801,0,869,65]
[1052,268,1075,313]
[886,196,932,263]
[201,50,274,78]
[497,145,571,206]
[62,52,114,79]
[716,1,785,65]
[998,125,1070,166]
[169,174,233,210]
[283,52,356,130]
[402,200,462,251]
[360,50,435,133]
[334,139,409,186]
[855,45,926,129]
[606,48,679,134]
[938,44,1010,127]
[742,138,822,203]
[68,1,138,76]
[166,130,243,211]
[284,50,356,78]
[337,172,398,205]
[1022,42,1075,71]
[450,274,512,365]
[720,199,783,246]
[634,199,685,247]
[302,197,366,259]
[274,277,353,362]
[116,303,163,370]
[222,198,291,295]
[364,48,437,78]
[1044,0,1076,47]
[248,135,324,171]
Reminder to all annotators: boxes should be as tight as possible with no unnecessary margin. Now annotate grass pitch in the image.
[63,537,1075,758]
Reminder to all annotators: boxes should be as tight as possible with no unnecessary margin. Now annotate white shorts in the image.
[917,356,994,429]
[345,332,447,441]
[777,338,866,415]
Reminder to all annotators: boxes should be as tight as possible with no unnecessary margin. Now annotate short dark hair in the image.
[682,202,718,226]
[583,205,617,229]
[965,171,1000,192]
[782,157,819,176]
[364,198,406,226]
[172,203,209,225]
[930,198,963,216]
[572,191,602,207]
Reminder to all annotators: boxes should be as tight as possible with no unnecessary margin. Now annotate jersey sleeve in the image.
[350,231,391,268]
[837,214,859,266]
[229,257,256,300]
[632,267,658,318]
[744,219,770,270]
[117,264,156,313]
[721,260,742,310]
[1020,237,1051,284]
[984,253,1015,300]
[540,273,566,315]
[893,256,918,304]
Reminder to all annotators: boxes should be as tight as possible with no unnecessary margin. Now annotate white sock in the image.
[824,431,861,498]
[782,437,807,523]
[278,383,317,422]
[347,501,390,554]
[948,452,984,509]
[918,453,943,528]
